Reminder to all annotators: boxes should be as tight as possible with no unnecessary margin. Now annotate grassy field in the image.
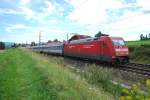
[127,39,150,64]
[127,39,150,46]
[0,48,112,100]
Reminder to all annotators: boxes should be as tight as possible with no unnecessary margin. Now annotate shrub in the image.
[0,42,5,49]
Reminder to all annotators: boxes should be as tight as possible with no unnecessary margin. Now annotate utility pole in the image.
[67,33,68,42]
[26,41,28,46]
[39,31,42,46]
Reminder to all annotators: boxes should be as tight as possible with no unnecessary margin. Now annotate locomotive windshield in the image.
[112,39,125,46]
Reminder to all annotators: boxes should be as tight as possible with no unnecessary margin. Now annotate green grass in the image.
[0,48,112,100]
[127,39,150,46]
[127,40,150,64]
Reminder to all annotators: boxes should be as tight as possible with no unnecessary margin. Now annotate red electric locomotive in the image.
[64,35,129,64]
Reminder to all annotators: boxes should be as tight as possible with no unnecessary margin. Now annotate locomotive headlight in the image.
[115,48,128,52]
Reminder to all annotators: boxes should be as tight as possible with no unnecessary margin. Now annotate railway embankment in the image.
[62,57,150,99]
[0,48,112,100]
[128,40,150,64]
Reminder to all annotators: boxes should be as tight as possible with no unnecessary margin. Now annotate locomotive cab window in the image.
[112,39,125,46]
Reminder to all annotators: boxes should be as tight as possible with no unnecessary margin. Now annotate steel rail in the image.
[120,63,150,77]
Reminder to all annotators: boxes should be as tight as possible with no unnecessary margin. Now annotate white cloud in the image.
[0,8,21,15]
[137,0,150,11]
[100,12,150,40]
[102,12,150,32]
[67,0,126,25]
[6,24,26,32]
[0,0,57,21]
[65,0,150,40]
[0,7,35,20]
[20,7,35,20]
[20,0,31,5]
[44,0,56,14]
[33,0,56,22]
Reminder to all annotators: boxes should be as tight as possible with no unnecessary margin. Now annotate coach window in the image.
[86,39,91,42]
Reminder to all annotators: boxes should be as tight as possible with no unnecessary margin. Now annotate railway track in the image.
[64,57,150,77]
[120,63,150,77]
[38,51,150,77]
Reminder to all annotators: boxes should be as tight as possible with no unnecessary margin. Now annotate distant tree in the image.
[53,39,58,42]
[47,40,52,43]
[21,43,26,47]
[11,43,17,48]
[146,35,148,40]
[17,43,22,47]
[149,33,150,39]
[140,34,144,40]
[94,31,107,37]
[31,41,36,46]
[0,42,5,49]
[95,31,102,37]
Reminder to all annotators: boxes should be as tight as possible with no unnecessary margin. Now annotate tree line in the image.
[140,33,150,40]
[0,42,5,49]
[0,42,18,50]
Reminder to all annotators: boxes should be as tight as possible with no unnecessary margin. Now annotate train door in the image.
[99,40,104,60]
[100,40,110,62]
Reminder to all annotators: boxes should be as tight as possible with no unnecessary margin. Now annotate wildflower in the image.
[119,96,125,100]
[126,96,132,100]
[146,79,150,87]
[145,98,150,100]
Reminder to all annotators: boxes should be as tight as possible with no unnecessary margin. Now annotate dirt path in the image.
[0,50,4,53]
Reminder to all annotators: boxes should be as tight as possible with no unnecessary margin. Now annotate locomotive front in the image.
[111,37,129,64]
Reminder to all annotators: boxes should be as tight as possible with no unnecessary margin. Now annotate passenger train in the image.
[32,35,129,64]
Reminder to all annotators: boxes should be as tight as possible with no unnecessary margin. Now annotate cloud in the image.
[44,0,56,14]
[0,7,35,20]
[102,12,150,32]
[99,11,150,40]
[4,23,67,43]
[32,0,56,22]
[0,8,20,15]
[65,0,150,40]
[20,0,56,20]
[0,0,57,21]
[66,0,128,25]
[5,24,26,32]
[20,7,35,20]
[20,0,31,5]
[137,0,150,11]
[1,0,150,42]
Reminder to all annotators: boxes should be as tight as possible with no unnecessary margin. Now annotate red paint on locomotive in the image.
[64,35,129,63]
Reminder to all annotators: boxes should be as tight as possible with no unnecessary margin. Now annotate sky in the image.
[0,0,150,43]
